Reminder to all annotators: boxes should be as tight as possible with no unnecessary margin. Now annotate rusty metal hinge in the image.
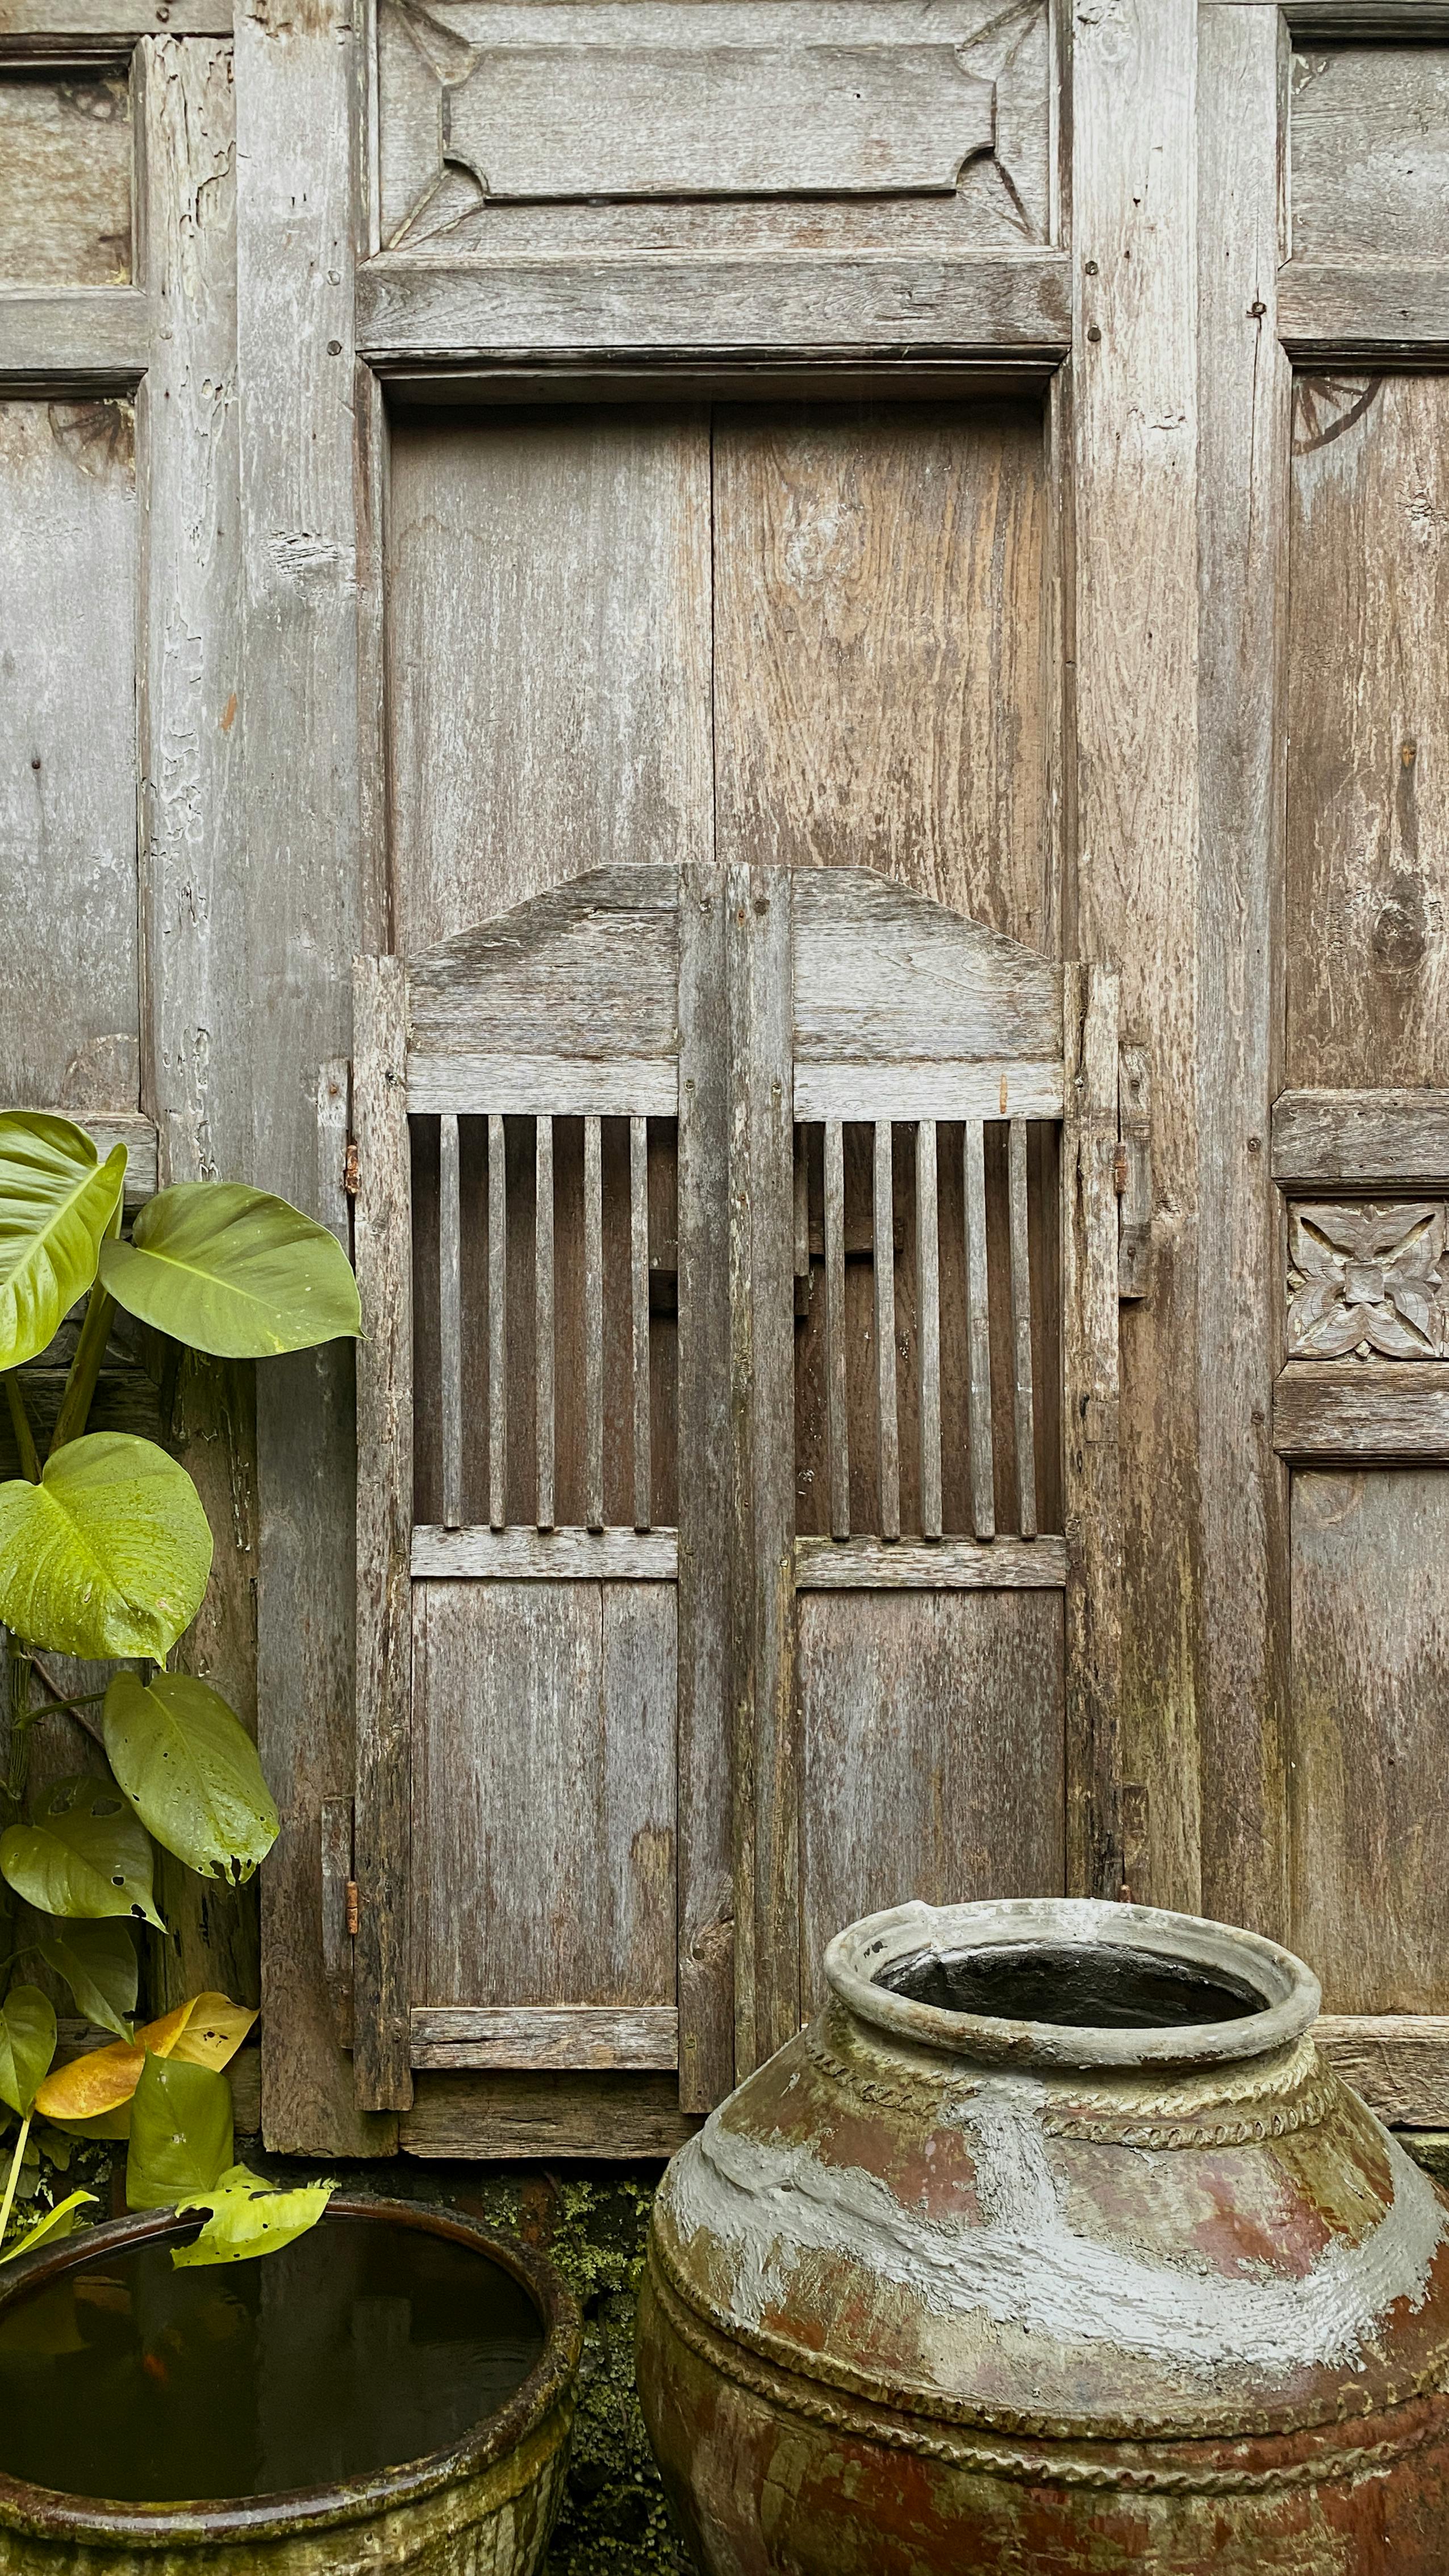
[345,1878,360,1938]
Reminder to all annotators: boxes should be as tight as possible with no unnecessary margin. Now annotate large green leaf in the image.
[1,1777,164,1930]
[0,1112,126,1373]
[172,2165,334,2270]
[0,2189,96,2268]
[102,1673,278,1884]
[101,1181,361,1359]
[0,1988,56,2117]
[126,2053,232,2212]
[34,1919,137,2041]
[0,1431,212,1660]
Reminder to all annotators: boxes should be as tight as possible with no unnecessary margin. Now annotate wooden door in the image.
[348,866,1121,2139]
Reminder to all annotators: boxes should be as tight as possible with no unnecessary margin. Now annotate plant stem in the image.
[50,1285,115,1456]
[29,1655,108,1751]
[2,1377,40,1484]
[0,2114,31,2252]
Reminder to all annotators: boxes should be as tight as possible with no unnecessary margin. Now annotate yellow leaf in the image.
[34,1999,197,2122]
[167,1995,256,2075]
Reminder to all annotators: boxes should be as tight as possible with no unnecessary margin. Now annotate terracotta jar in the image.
[638,1897,1449,2574]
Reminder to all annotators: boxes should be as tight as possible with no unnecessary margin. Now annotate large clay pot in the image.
[639,1897,1449,2574]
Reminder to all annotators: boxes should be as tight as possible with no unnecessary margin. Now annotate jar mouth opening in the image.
[824,1898,1321,2070]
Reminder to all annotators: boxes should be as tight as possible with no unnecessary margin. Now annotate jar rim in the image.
[823,1897,1322,2069]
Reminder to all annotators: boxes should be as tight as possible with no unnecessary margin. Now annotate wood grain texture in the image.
[1289,375,1449,1089]
[1289,43,1449,262]
[1314,2016,1449,2127]
[872,1121,900,1542]
[799,1586,1065,2008]
[0,396,137,1110]
[410,2004,678,2072]
[410,1579,677,2010]
[797,1533,1067,1588]
[791,869,1062,1063]
[0,286,150,381]
[1061,966,1122,1900]
[1074,0,1200,1915]
[1196,1,1292,1944]
[387,417,710,950]
[714,406,1050,941]
[398,2070,699,2160]
[1008,1117,1037,1534]
[1277,264,1449,360]
[0,66,131,285]
[1273,1362,1449,1458]
[1291,1472,1449,2013]
[408,1055,678,1118]
[412,1526,677,1580]
[1,0,231,32]
[1274,1089,1449,1189]
[793,1062,1063,1121]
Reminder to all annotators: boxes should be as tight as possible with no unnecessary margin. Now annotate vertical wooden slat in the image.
[630,1113,652,1533]
[793,1128,810,1279]
[535,1114,554,1532]
[583,1114,604,1533]
[487,1113,507,1531]
[915,1119,942,1540]
[824,1118,849,1540]
[1008,1117,1037,1540]
[1063,963,1123,1901]
[873,1121,900,1542]
[963,1118,995,1539]
[677,861,734,2111]
[438,1112,462,1530]
[352,955,414,2113]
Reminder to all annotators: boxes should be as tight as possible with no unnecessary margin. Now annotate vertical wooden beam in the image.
[236,0,389,2152]
[534,1114,554,1533]
[677,862,733,2111]
[915,1120,942,1542]
[963,1118,995,1540]
[1072,0,1200,1911]
[352,955,413,2112]
[438,1112,462,1530]
[583,1113,604,1534]
[1063,964,1123,1900]
[729,865,796,2074]
[873,1122,900,1543]
[487,1112,507,1530]
[1008,1117,1038,1540]
[630,1113,652,1533]
[824,1118,849,1540]
[1196,1,1291,1942]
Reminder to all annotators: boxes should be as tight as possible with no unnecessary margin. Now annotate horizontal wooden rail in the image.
[0,288,150,385]
[796,1534,1068,1589]
[1272,1088,1449,1191]
[1277,261,1449,361]
[1314,2015,1449,2129]
[412,1526,678,1580]
[411,2004,679,2072]
[407,1053,678,1117]
[1273,1363,1449,1460]
[794,1061,1063,1123]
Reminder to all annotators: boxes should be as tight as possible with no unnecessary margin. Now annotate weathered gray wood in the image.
[963,1117,994,1540]
[410,2005,678,2073]
[409,1054,678,1118]
[799,1588,1065,2006]
[872,1120,900,1543]
[1273,1363,1449,1459]
[1273,1090,1449,1190]
[797,1533,1068,1589]
[1196,0,1292,1945]
[823,1117,849,1540]
[794,1062,1063,1122]
[0,288,149,382]
[1278,264,1449,359]
[399,2070,699,2160]
[791,871,1061,1064]
[352,958,414,2114]
[1314,2017,1449,2128]
[1062,966,1123,1900]
[0,64,131,287]
[438,1112,462,1529]
[534,1114,554,1531]
[676,859,734,2112]
[413,1526,677,1580]
[915,1120,942,1542]
[1292,1473,1449,2014]
[1116,1043,1153,1300]
[1008,1116,1037,1537]
[583,1114,604,1530]
[411,1579,677,2011]
[0,396,137,1110]
[630,1113,652,1533]
[487,1112,507,1530]
[358,253,1072,365]
[320,1796,355,2052]
[1291,45,1449,264]
[1,0,231,31]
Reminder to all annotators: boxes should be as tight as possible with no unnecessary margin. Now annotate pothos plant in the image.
[0,1110,361,2270]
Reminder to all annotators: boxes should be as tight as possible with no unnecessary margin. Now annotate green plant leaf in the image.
[34,1918,137,2041]
[126,2053,232,2212]
[0,1988,56,2117]
[172,2164,334,2269]
[100,1182,361,1359]
[1,1777,164,1930]
[0,1431,212,1659]
[0,2188,96,2267]
[0,1112,126,1373]
[102,1672,278,1884]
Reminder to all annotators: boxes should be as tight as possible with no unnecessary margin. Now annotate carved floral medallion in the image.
[1285,1201,1449,1359]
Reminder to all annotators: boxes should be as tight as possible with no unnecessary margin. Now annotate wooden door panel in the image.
[799,1588,1065,2007]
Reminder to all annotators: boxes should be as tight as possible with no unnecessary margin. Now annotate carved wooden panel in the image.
[1287,1203,1449,1362]
[1291,46,1449,264]
[0,72,132,286]
[376,0,1053,257]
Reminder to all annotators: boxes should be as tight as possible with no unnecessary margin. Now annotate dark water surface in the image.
[878,1942,1263,2029]
[0,2216,545,2504]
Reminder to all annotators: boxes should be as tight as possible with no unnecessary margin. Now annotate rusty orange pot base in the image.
[875,1943,1262,2029]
